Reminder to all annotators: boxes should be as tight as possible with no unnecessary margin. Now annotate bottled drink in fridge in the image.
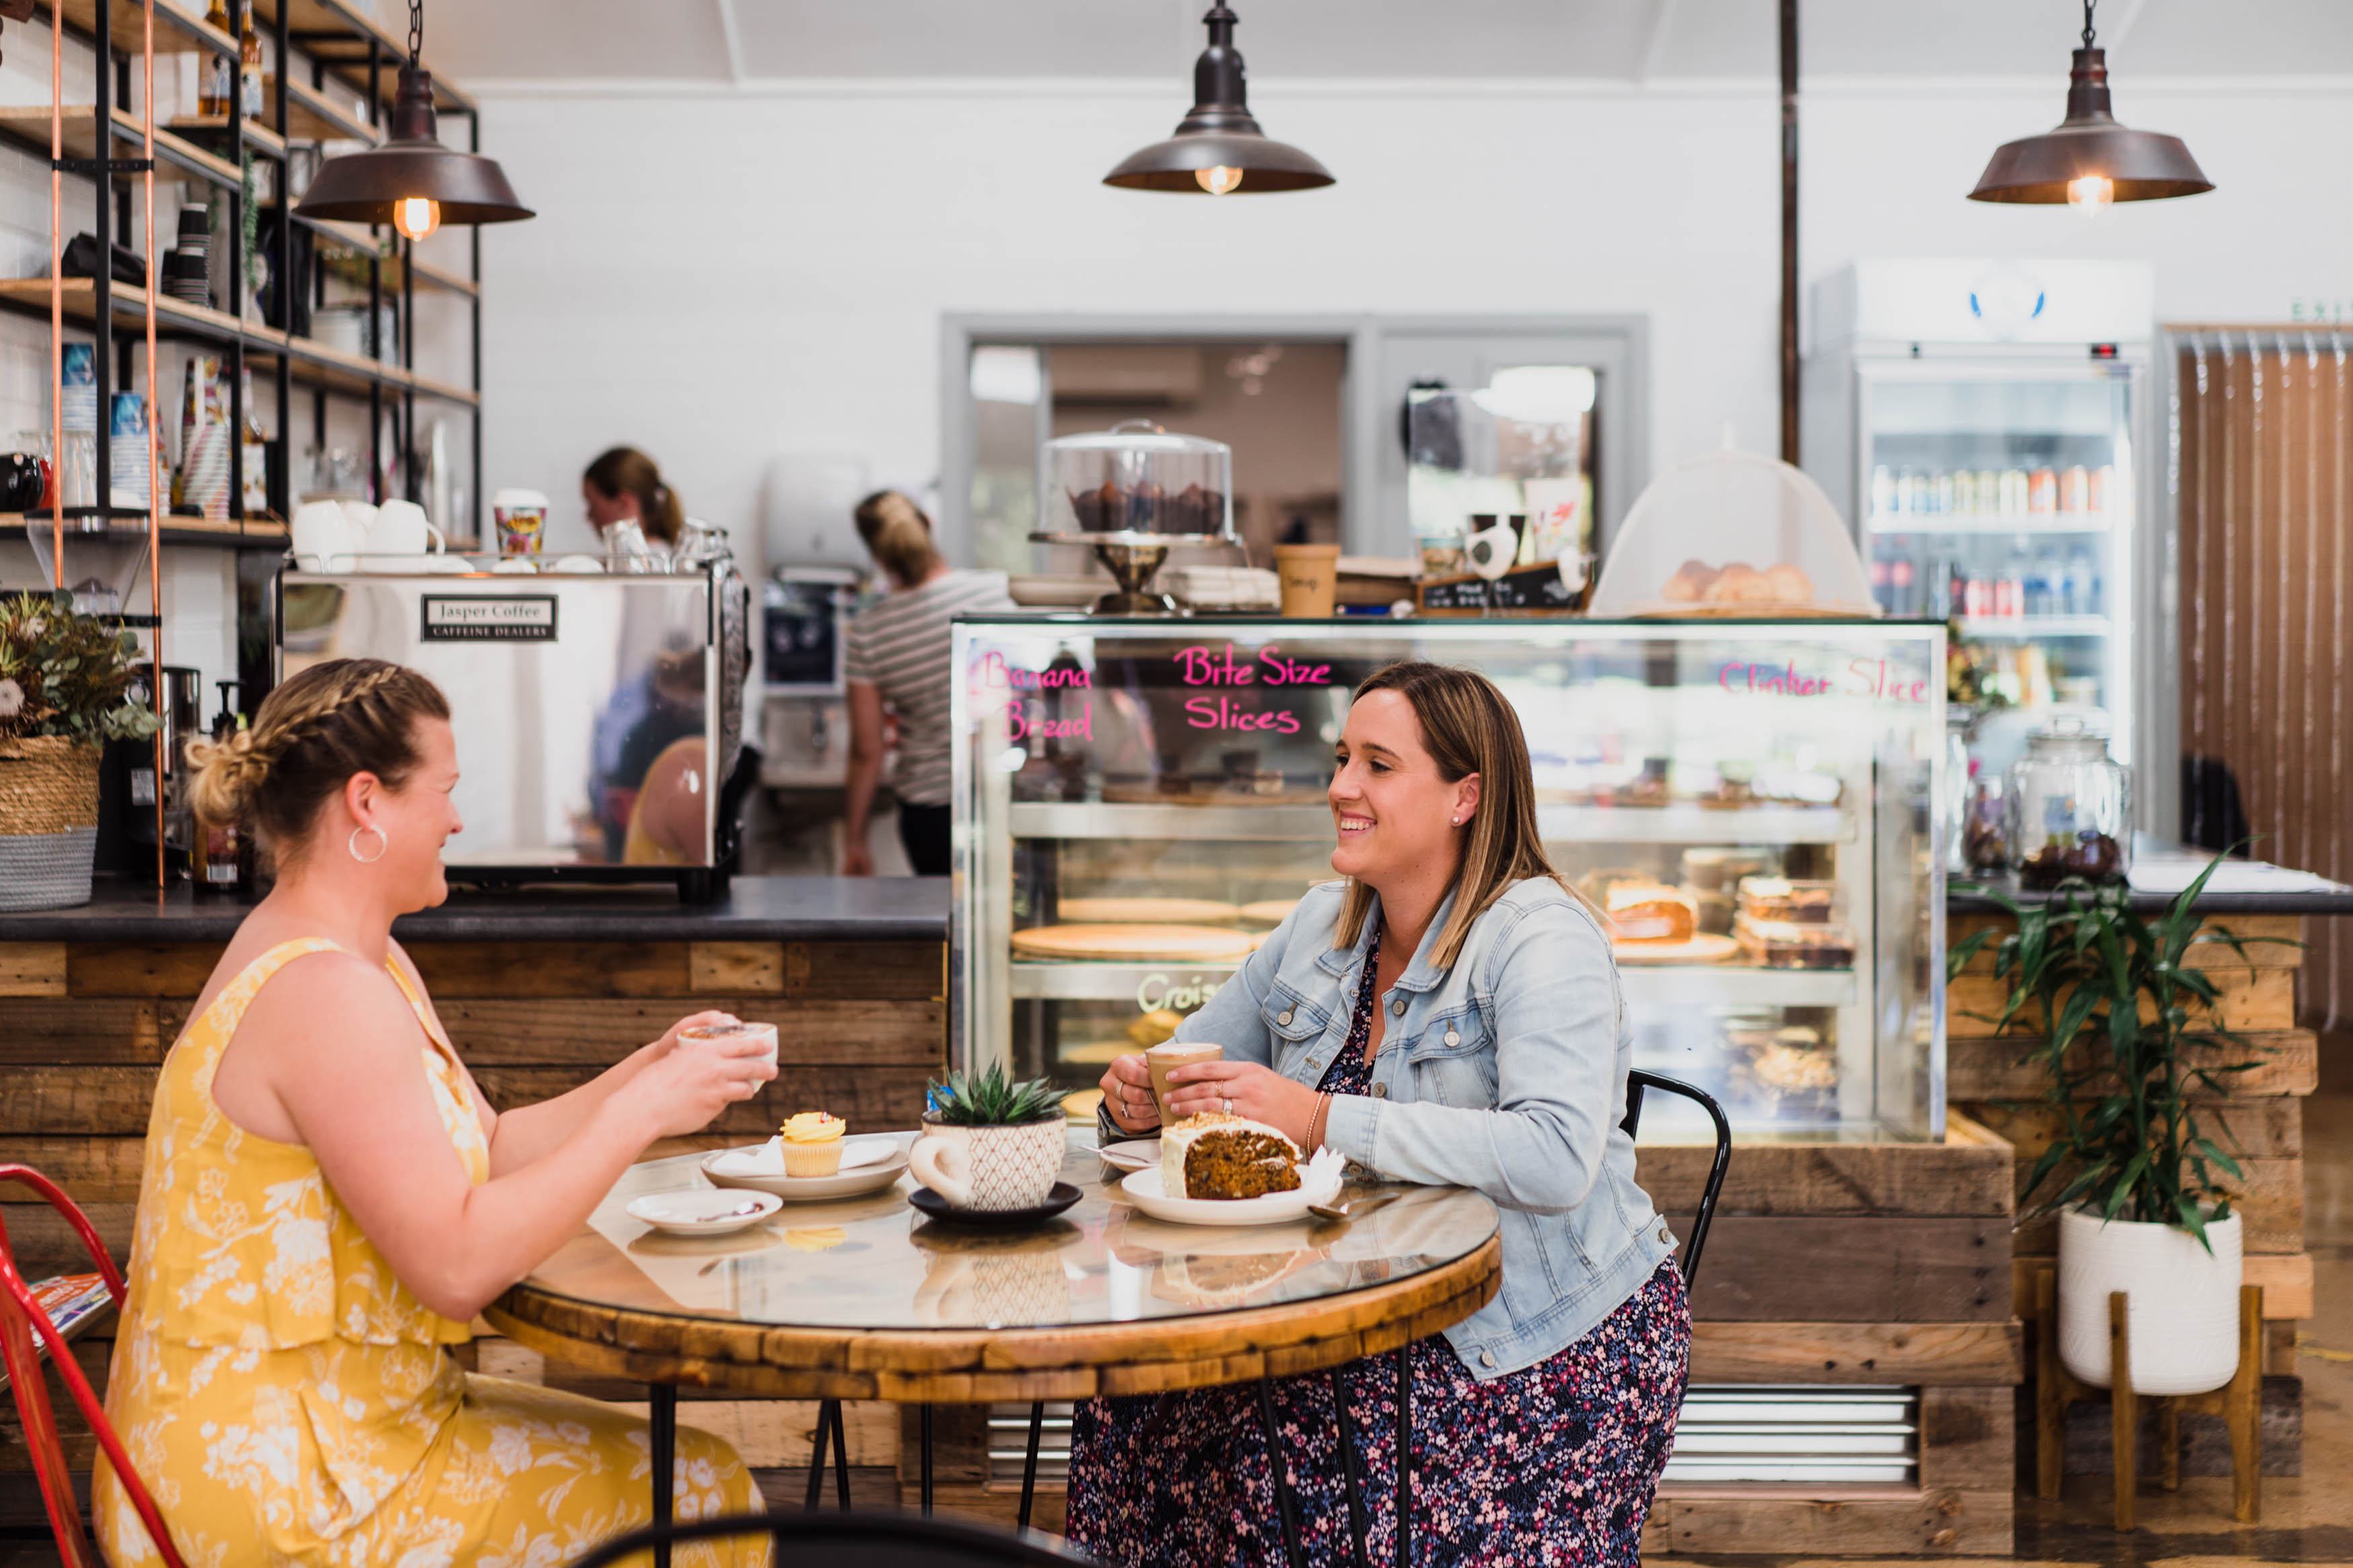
[1890,554,1917,618]
[1871,465,1895,519]
[1995,546,2027,618]
[1933,471,1955,515]
[2028,468,2058,514]
[1869,552,1892,612]
[2061,465,2089,513]
[1927,556,1955,620]
[2055,550,2081,616]
[2071,547,2101,616]
[1977,470,2001,515]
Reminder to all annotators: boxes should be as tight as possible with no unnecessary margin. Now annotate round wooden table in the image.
[487,1138,1501,1567]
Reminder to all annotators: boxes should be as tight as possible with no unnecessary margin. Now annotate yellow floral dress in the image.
[93,938,765,1567]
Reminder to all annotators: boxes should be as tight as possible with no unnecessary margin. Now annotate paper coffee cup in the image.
[680,1019,779,1070]
[1146,1040,1223,1123]
[493,487,549,557]
[1272,543,1341,618]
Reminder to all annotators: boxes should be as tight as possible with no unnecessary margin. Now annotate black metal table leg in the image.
[649,1383,676,1568]
[920,1403,934,1515]
[1395,1346,1413,1568]
[830,1393,852,1509]
[804,1399,837,1510]
[1018,1401,1046,1530]
[1256,1376,1306,1568]
[1330,1368,1371,1568]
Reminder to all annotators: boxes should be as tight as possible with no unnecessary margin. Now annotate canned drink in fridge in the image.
[2060,466,2089,513]
[2028,468,2057,514]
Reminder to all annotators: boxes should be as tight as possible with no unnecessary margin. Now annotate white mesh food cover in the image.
[1588,448,1876,618]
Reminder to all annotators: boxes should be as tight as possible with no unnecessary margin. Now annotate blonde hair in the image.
[185,658,449,858]
[584,446,684,546]
[854,490,941,587]
[1333,660,1573,969]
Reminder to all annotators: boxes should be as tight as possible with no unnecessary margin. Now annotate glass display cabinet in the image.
[952,616,1949,1143]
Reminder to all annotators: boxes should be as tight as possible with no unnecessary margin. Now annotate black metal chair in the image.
[1622,1068,1732,1287]
[567,1509,1099,1568]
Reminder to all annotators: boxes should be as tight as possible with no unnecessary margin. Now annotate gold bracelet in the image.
[1310,1091,1332,1151]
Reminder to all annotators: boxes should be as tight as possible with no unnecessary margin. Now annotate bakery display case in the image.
[952,616,1950,1143]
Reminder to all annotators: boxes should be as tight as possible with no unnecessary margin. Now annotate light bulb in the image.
[2066,175,2113,215]
[1194,165,1244,196]
[393,196,441,241]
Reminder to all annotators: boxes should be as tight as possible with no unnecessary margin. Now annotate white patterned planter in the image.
[2058,1206,2242,1395]
[908,1115,1067,1212]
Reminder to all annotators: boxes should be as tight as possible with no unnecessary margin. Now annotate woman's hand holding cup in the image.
[635,1018,779,1138]
[1163,1060,1320,1151]
[1099,1054,1160,1134]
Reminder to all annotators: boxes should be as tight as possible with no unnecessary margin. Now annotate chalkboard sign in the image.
[1416,564,1583,616]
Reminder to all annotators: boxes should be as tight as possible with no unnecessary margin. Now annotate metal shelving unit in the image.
[17,0,486,881]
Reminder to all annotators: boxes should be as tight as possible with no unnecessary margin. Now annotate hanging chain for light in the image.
[407,0,423,67]
[2081,0,2097,50]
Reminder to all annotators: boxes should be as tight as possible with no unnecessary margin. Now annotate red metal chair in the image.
[0,1163,185,1568]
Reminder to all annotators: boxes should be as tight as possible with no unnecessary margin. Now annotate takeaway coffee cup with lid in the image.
[1272,543,1341,617]
[493,488,549,556]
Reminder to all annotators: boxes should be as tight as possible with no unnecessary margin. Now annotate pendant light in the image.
[1968,0,2210,211]
[1104,4,1332,196]
[294,0,532,241]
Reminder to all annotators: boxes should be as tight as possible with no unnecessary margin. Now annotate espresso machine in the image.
[278,559,754,901]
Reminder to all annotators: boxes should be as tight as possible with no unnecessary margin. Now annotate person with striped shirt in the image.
[841,491,1012,876]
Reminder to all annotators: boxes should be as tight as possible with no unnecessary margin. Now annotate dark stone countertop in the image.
[0,876,951,944]
[1945,877,2353,917]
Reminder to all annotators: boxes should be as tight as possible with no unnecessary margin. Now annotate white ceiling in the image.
[422,0,2353,84]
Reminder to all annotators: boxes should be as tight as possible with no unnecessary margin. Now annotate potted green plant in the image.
[0,590,161,911]
[907,1064,1071,1214]
[1951,856,2267,1396]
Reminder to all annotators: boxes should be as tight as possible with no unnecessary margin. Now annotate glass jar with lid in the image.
[2006,718,2131,889]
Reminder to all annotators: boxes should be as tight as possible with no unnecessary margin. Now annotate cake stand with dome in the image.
[1033,421,1238,614]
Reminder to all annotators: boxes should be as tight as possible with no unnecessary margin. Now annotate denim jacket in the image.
[1168,876,1674,1380]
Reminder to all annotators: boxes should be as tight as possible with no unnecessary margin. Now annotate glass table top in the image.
[513,1134,1499,1333]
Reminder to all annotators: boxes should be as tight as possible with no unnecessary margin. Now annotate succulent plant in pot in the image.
[1952,854,2272,1396]
[910,1064,1072,1214]
[0,591,162,911]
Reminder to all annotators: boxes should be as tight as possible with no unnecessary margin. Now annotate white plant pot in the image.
[2057,1206,2242,1395]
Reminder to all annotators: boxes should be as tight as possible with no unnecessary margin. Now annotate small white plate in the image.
[491,556,539,574]
[1096,1140,1160,1173]
[625,1188,783,1236]
[1119,1168,1338,1227]
[702,1137,910,1202]
[552,554,605,574]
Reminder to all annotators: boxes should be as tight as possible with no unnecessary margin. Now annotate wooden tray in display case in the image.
[1056,897,1242,925]
[1610,934,1741,966]
[1010,923,1262,964]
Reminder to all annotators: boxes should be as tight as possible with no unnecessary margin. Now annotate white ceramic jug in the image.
[290,499,354,572]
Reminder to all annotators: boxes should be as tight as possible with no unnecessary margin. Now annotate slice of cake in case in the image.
[1160,1112,1304,1200]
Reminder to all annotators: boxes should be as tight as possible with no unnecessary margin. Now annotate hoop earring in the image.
[348,824,388,864]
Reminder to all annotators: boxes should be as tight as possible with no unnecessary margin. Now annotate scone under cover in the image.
[1159,1112,1304,1200]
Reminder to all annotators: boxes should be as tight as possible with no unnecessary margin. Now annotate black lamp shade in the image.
[1970,50,2211,204]
[294,65,533,226]
[1105,5,1332,194]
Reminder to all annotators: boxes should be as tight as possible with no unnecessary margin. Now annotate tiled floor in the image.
[9,1084,2350,1566]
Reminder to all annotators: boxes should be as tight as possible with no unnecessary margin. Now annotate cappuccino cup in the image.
[679,1019,778,1071]
[1145,1040,1223,1124]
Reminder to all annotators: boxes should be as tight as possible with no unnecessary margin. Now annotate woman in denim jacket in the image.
[1068,661,1690,1567]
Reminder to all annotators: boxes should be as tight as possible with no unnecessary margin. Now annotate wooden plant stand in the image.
[2033,1270,2264,1530]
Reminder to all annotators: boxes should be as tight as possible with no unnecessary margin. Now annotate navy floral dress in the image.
[1068,930,1692,1567]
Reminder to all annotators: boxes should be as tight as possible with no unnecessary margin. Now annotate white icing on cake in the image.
[1159,1112,1303,1200]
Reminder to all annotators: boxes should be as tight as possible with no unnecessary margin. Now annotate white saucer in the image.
[702,1136,910,1201]
[1096,1139,1160,1173]
[1119,1167,1338,1227]
[625,1188,782,1236]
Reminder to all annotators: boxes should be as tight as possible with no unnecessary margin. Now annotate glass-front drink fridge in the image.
[951,616,1950,1145]
[1806,258,2151,776]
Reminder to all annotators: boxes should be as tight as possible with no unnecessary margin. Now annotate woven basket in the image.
[0,735,102,911]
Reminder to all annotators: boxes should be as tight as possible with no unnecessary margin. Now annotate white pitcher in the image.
[370,499,446,559]
[290,499,354,572]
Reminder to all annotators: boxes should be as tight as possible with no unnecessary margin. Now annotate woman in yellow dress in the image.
[92,658,776,1567]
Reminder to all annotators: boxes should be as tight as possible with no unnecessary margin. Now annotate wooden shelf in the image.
[264,74,381,145]
[0,279,477,407]
[248,0,475,112]
[166,113,288,160]
[36,0,235,58]
[7,512,291,546]
[297,212,479,298]
[0,104,241,188]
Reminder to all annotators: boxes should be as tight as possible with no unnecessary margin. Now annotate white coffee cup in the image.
[908,1117,1066,1212]
[370,499,445,559]
[678,1020,778,1072]
[290,499,354,573]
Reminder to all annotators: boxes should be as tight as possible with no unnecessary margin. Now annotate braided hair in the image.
[185,659,449,858]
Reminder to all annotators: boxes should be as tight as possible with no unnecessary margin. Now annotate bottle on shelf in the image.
[239,0,264,119]
[1895,468,1920,515]
[1927,556,1955,620]
[1931,471,1954,515]
[1995,542,2028,618]
[1975,469,1999,515]
[1868,552,1892,612]
[1889,553,1917,618]
[199,0,233,116]
[1952,470,1978,515]
[2070,546,2102,616]
[1870,464,1894,518]
[1999,468,2029,516]
[190,683,247,897]
[2028,468,2058,515]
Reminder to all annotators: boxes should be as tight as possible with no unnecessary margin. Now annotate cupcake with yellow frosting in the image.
[780,1111,847,1176]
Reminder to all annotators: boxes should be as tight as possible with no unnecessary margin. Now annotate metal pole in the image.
[47,0,61,579]
[1779,0,1800,465]
[94,0,112,510]
[144,0,162,889]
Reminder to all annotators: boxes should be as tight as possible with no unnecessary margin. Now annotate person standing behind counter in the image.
[840,491,1012,876]
[582,444,684,551]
